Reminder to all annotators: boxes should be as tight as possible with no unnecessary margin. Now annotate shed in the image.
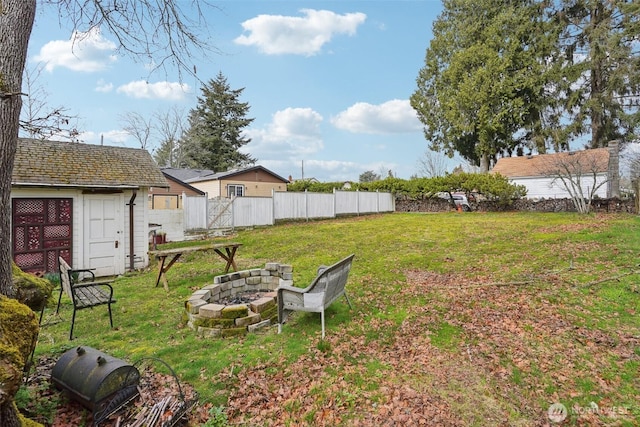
[11,138,168,277]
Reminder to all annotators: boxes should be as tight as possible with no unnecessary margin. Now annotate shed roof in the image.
[492,148,610,178]
[12,138,168,188]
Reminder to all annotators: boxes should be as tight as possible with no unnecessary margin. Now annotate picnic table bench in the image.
[277,254,355,338]
[149,242,242,290]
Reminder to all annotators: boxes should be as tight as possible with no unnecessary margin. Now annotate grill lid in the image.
[51,346,140,414]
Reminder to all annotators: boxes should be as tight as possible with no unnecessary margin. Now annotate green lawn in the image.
[29,212,640,426]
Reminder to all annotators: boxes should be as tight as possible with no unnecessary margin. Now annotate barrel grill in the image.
[51,346,140,424]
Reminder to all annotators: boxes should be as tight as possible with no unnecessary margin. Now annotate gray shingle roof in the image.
[160,167,215,182]
[12,138,168,188]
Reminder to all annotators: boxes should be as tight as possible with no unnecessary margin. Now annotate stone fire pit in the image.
[184,262,293,337]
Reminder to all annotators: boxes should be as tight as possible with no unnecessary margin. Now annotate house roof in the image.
[185,165,289,184]
[491,148,610,178]
[12,138,168,189]
[160,167,215,182]
[161,172,206,195]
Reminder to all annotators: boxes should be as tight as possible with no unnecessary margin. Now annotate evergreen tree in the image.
[552,0,640,148]
[411,0,640,167]
[182,72,256,171]
[359,170,381,183]
[411,0,552,171]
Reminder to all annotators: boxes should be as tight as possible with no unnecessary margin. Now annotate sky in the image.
[24,0,454,183]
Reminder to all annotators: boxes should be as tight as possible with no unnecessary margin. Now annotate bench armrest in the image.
[68,268,96,283]
[277,284,306,294]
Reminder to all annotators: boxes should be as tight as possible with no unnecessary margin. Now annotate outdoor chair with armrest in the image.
[57,256,116,340]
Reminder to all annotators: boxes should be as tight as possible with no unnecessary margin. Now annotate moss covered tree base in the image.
[11,263,54,313]
[0,297,41,427]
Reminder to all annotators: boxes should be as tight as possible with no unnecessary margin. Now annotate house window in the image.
[227,184,244,197]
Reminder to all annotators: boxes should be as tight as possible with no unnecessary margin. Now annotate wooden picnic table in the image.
[149,242,242,290]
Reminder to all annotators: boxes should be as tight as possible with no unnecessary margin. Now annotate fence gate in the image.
[208,198,233,229]
[183,195,207,231]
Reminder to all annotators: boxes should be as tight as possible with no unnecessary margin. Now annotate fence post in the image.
[333,187,337,218]
[356,189,360,216]
[272,189,276,225]
[305,189,309,221]
[182,192,187,232]
[204,192,209,230]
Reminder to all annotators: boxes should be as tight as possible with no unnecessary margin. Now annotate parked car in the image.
[438,192,472,211]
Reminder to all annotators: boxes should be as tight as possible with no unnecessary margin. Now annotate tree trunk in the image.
[479,153,490,173]
[588,1,606,149]
[0,0,36,296]
[0,2,37,426]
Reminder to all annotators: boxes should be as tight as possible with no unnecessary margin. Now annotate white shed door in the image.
[84,195,124,276]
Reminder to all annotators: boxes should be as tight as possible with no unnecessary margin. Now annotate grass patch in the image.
[429,321,464,350]
[23,212,640,425]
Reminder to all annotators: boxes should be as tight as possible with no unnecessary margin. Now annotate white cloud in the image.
[116,80,190,100]
[244,107,404,182]
[245,107,324,158]
[332,99,422,134]
[234,9,366,56]
[95,79,113,93]
[33,27,117,72]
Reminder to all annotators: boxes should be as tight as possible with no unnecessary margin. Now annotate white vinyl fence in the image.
[182,189,394,231]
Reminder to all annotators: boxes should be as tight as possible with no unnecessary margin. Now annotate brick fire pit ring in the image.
[184,262,293,337]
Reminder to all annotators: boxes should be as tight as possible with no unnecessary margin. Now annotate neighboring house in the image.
[11,138,168,277]
[288,176,320,184]
[149,170,206,209]
[491,142,620,199]
[172,166,289,198]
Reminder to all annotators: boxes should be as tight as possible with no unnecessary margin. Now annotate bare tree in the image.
[153,106,187,167]
[119,111,154,149]
[20,64,81,141]
[541,150,610,214]
[416,149,449,177]
[0,2,215,425]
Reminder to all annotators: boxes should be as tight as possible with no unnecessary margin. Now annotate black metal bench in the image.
[57,257,116,340]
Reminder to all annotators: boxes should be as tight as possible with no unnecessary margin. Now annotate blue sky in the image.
[25,0,453,182]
